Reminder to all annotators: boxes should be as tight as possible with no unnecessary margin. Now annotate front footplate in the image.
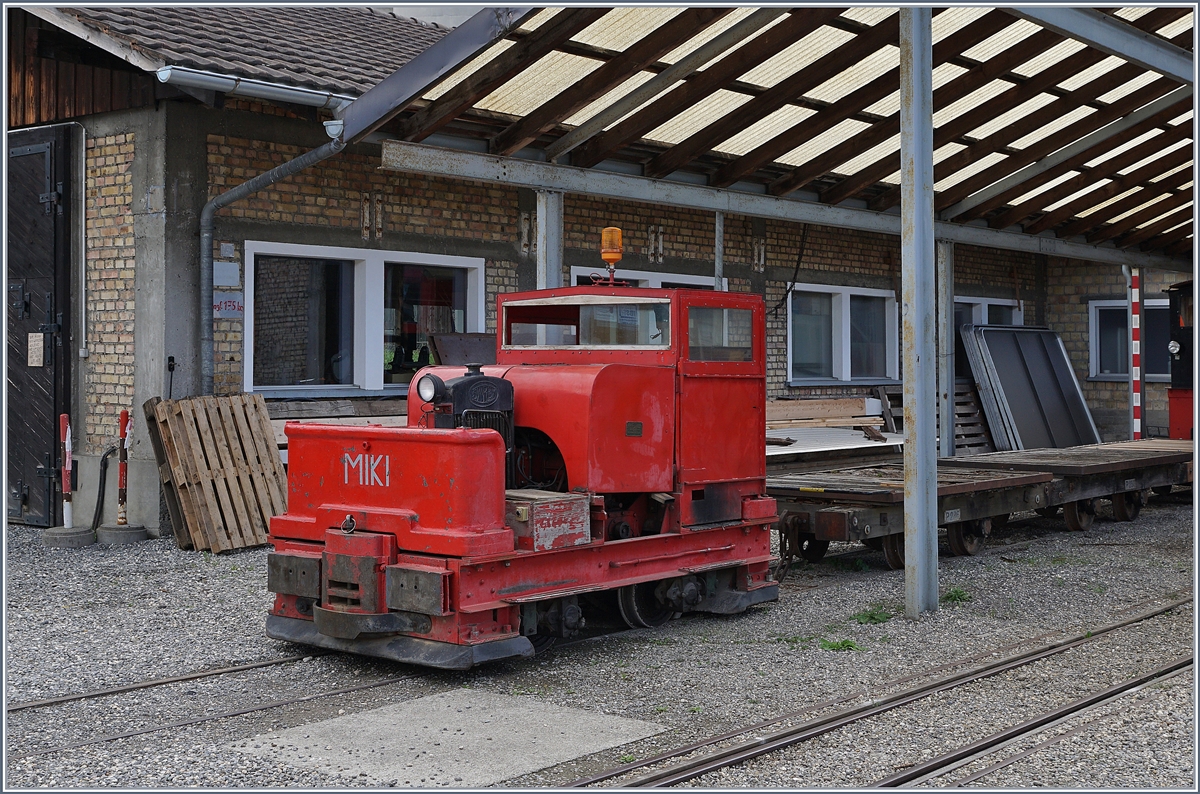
[266,615,535,670]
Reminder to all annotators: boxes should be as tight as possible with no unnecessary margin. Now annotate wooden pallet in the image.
[144,394,286,552]
[875,381,995,454]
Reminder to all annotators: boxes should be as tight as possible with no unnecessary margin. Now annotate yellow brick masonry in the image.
[83,133,137,455]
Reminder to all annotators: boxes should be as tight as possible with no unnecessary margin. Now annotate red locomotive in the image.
[266,284,779,669]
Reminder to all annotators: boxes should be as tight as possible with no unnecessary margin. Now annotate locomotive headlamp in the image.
[1168,340,1181,354]
[416,373,446,403]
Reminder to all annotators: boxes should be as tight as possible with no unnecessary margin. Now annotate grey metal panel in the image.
[965,325,1102,452]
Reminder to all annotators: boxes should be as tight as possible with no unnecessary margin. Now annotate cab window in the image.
[504,298,670,348]
[688,307,754,362]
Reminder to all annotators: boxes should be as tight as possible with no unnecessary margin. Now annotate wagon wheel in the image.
[800,537,830,563]
[882,533,904,571]
[1035,505,1061,518]
[529,633,557,655]
[946,521,984,557]
[1111,490,1146,522]
[617,582,672,629]
[862,537,884,551]
[1063,499,1096,531]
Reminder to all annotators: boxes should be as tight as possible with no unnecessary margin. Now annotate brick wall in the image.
[82,133,136,454]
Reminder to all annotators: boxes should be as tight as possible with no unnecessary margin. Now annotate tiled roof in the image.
[57,5,449,95]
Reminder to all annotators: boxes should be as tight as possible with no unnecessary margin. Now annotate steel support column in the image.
[900,7,938,616]
[536,190,564,289]
[937,239,955,458]
[714,211,725,290]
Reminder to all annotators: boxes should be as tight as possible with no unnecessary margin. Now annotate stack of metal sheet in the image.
[960,325,1101,451]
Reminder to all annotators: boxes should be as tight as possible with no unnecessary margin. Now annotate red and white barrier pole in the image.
[1131,268,1143,440]
[117,409,131,526]
[60,414,73,529]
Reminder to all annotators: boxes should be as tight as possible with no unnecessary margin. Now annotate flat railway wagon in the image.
[771,439,1193,569]
[266,285,779,669]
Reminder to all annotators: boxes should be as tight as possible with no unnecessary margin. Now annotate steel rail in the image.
[873,657,1194,787]
[6,653,327,713]
[570,594,1191,787]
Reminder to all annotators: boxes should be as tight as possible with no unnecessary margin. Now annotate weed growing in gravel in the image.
[1054,577,1065,587]
[771,633,814,648]
[689,706,703,713]
[940,586,972,604]
[1088,583,1107,594]
[852,605,892,624]
[620,755,637,764]
[819,638,862,652]
[655,706,669,713]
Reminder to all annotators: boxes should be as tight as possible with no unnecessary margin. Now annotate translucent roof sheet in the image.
[715,105,816,157]
[1010,170,1083,207]
[645,89,753,146]
[803,44,898,106]
[477,51,600,116]
[778,118,872,168]
[739,27,854,88]
[1007,105,1096,150]
[965,93,1059,141]
[1013,38,1087,79]
[1118,138,1191,176]
[1078,186,1143,217]
[961,18,1040,62]
[1151,161,1195,182]
[571,7,681,51]
[1042,180,1112,213]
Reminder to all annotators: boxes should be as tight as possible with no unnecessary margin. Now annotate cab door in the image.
[675,295,766,526]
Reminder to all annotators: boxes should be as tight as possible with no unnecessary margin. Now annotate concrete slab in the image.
[229,688,665,787]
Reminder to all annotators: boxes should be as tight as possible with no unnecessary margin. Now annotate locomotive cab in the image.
[266,286,778,669]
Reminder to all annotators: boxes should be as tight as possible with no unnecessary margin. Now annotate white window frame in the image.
[244,240,485,395]
[1143,298,1170,383]
[569,265,726,290]
[1088,298,1130,381]
[786,282,899,385]
[954,295,1024,326]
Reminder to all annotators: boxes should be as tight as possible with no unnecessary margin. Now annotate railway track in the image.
[569,594,1192,787]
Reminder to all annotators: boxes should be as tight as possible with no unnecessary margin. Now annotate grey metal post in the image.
[536,189,564,289]
[714,211,725,290]
[900,7,939,617]
[937,239,955,457]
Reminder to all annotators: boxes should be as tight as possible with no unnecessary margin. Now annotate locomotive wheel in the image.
[946,522,983,557]
[882,533,904,571]
[529,633,557,654]
[1035,505,1061,518]
[1063,499,1096,531]
[800,537,830,563]
[1111,490,1145,522]
[617,582,672,629]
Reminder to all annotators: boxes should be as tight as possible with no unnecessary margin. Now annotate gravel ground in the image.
[4,491,1194,788]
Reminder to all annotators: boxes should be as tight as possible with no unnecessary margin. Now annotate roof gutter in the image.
[157,66,356,111]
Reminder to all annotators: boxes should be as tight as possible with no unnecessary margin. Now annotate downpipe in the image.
[199,136,347,395]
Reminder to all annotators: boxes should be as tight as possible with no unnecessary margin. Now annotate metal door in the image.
[7,126,72,526]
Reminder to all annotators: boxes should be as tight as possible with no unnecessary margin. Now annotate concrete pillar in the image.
[900,7,938,617]
[536,189,564,289]
[937,239,955,457]
[714,211,725,290]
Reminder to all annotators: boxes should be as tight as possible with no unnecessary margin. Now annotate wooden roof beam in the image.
[1162,237,1193,257]
[569,10,842,169]
[395,7,611,143]
[1086,186,1193,243]
[1052,168,1192,239]
[643,7,891,180]
[489,7,734,156]
[1015,139,1192,234]
[1121,207,1194,248]
[711,9,1011,189]
[768,25,1066,196]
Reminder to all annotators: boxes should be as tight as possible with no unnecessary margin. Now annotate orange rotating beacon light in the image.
[600,226,622,285]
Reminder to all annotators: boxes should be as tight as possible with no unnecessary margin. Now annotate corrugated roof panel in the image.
[518,8,561,32]
[1076,186,1142,217]
[1141,218,1190,235]
[1096,71,1161,104]
[424,38,513,99]
[1151,162,1194,182]
[1042,179,1112,213]
[861,62,965,118]
[572,7,682,51]
[932,7,993,42]
[776,117,872,167]
[842,7,897,26]
[931,79,1011,127]
[1110,199,1184,226]
[644,89,754,145]
[834,132,900,180]
[1009,170,1082,207]
[932,151,1009,192]
[1114,7,1153,22]
[1084,128,1164,167]
[475,51,599,116]
[1168,110,1193,126]
[964,93,1059,140]
[1057,55,1124,92]
[1012,38,1087,79]
[563,70,660,128]
[1116,138,1192,176]
[961,18,1041,62]
[738,26,854,88]
[714,105,817,156]
[1090,192,1166,222]
[660,7,774,66]
[1157,12,1194,38]
[803,44,898,105]
[881,143,969,190]
[1007,105,1096,150]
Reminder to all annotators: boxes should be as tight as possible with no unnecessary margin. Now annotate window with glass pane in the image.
[1143,305,1169,378]
[1097,307,1128,375]
[384,264,466,384]
[506,300,668,348]
[689,307,753,361]
[791,291,833,378]
[580,304,667,345]
[253,256,354,386]
[850,294,887,378]
[987,303,1015,325]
